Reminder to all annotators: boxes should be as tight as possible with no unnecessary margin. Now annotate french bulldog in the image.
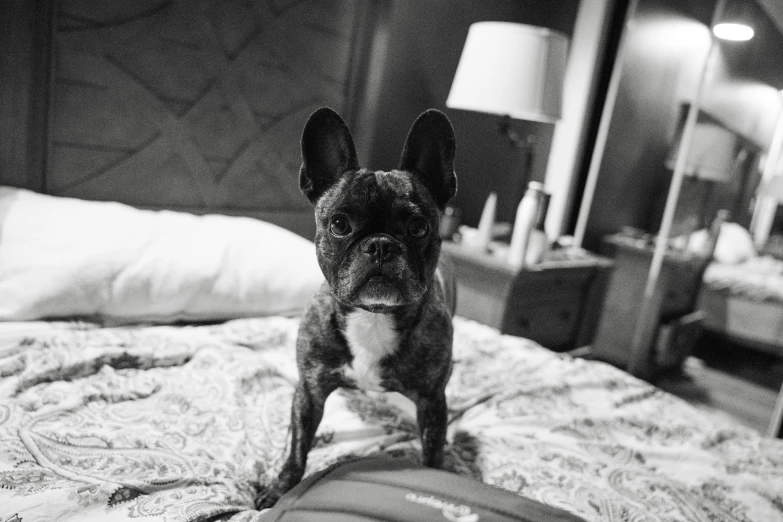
[257,107,457,508]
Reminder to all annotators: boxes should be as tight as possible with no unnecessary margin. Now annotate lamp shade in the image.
[446,22,568,123]
[665,122,737,182]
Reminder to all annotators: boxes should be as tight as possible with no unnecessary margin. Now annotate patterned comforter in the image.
[1,317,782,522]
[704,255,783,303]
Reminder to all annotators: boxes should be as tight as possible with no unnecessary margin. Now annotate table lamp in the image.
[446,22,568,195]
[664,121,738,231]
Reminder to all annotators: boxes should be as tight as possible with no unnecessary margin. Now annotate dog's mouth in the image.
[353,274,405,311]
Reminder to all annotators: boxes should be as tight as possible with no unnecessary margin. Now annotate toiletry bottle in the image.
[474,192,497,252]
[508,182,543,267]
[525,191,551,265]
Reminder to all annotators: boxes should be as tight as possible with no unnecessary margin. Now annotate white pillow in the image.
[0,187,324,324]
[687,221,756,265]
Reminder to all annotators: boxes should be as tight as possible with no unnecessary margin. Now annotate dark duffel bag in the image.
[259,456,586,522]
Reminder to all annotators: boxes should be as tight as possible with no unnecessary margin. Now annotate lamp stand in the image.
[498,115,537,208]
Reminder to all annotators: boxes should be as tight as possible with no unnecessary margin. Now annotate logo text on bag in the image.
[404,492,479,522]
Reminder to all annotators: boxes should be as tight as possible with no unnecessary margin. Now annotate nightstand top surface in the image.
[442,241,613,273]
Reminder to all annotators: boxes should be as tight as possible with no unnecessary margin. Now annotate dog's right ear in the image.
[299,107,359,204]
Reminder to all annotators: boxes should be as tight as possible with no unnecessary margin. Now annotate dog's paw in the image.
[254,487,282,511]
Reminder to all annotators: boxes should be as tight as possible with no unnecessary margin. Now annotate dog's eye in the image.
[329,215,352,237]
[408,217,429,238]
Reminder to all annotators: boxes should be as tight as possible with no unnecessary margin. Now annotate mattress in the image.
[1,317,782,522]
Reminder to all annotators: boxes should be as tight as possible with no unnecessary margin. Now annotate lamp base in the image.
[498,115,536,150]
[498,115,537,213]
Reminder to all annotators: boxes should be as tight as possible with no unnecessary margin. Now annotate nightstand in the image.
[442,241,614,352]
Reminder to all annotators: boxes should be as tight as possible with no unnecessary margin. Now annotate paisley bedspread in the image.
[1,317,782,522]
[704,255,783,303]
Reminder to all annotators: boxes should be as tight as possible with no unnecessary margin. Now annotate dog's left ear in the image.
[398,109,457,209]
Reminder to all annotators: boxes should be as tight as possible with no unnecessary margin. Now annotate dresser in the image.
[442,242,614,352]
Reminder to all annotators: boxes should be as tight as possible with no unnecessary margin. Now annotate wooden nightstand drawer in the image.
[502,298,582,350]
[511,266,595,300]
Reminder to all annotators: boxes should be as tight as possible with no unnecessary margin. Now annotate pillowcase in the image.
[0,187,324,324]
[687,221,757,265]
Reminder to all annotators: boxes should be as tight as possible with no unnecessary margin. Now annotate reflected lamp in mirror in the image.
[665,121,738,233]
[665,122,738,182]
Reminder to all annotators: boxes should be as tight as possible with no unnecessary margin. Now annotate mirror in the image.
[576,0,783,378]
[577,0,783,252]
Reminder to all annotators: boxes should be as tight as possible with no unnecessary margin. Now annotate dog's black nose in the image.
[361,236,401,263]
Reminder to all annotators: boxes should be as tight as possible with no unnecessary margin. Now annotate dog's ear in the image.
[398,109,457,209]
[300,107,359,204]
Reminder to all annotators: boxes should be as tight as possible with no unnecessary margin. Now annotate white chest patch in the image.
[342,310,399,392]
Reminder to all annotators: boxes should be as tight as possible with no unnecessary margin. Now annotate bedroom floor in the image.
[656,331,783,434]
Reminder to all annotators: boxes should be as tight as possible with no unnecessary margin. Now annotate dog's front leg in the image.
[256,380,332,508]
[415,390,448,468]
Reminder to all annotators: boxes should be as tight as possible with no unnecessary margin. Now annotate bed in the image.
[699,254,783,356]
[2,188,783,522]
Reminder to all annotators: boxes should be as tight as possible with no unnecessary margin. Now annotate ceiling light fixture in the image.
[712,22,754,41]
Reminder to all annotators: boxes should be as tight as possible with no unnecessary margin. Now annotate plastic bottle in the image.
[508,182,544,267]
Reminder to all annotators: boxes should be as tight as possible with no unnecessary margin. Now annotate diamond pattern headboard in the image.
[47,0,371,238]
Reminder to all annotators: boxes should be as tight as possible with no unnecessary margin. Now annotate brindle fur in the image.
[256,107,457,508]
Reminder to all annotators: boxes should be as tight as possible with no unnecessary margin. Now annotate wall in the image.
[362,0,580,228]
[581,0,783,250]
